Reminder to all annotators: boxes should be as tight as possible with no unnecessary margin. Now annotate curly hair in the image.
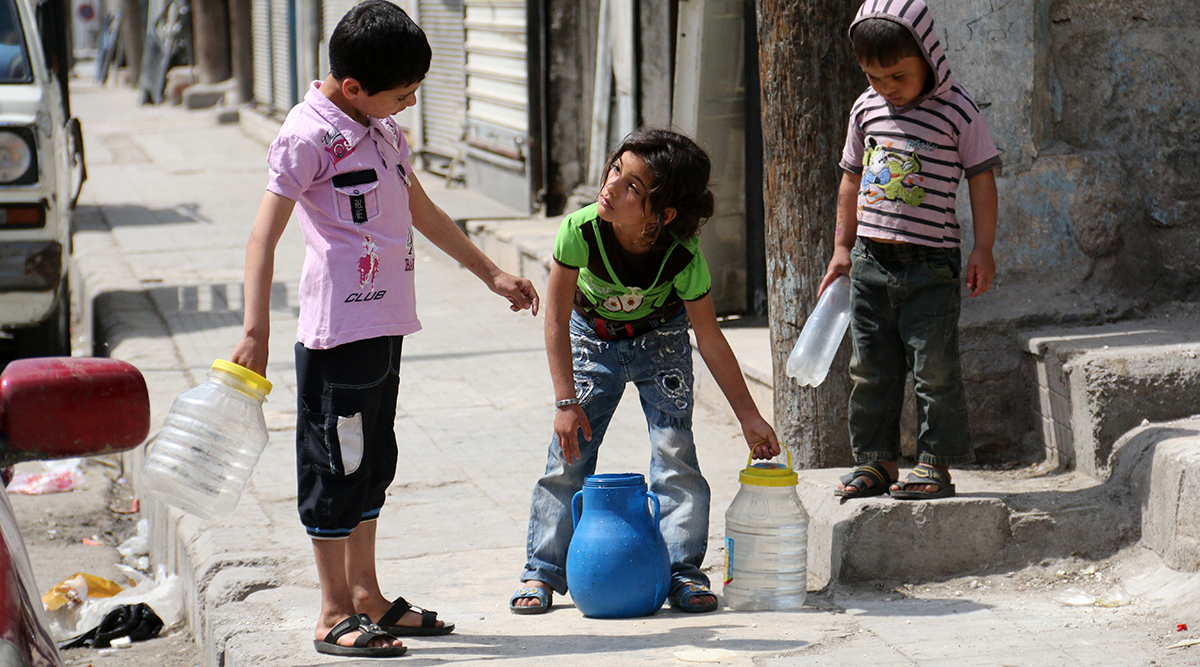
[602,128,715,250]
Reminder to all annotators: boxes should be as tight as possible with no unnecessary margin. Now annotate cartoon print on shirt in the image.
[322,128,356,164]
[860,138,926,208]
[600,286,645,314]
[620,287,645,312]
[358,234,380,289]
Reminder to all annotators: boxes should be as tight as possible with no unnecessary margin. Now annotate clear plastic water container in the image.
[785,275,852,387]
[723,453,809,610]
[141,359,272,520]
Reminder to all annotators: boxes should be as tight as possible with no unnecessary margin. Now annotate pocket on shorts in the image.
[298,385,375,477]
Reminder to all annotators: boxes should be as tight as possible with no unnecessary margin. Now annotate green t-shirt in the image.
[553,204,711,323]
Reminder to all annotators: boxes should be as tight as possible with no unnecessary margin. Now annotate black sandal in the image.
[890,463,956,500]
[377,596,455,636]
[313,614,406,657]
[834,462,896,498]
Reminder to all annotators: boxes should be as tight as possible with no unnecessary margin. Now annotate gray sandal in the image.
[509,586,552,615]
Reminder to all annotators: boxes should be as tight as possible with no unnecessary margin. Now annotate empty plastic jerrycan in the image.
[141,359,271,520]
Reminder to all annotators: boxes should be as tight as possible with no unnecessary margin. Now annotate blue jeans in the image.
[522,309,711,595]
[847,238,974,466]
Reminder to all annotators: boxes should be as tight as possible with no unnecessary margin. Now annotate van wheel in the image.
[15,282,71,358]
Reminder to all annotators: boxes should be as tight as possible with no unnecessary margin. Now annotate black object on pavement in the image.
[58,603,164,650]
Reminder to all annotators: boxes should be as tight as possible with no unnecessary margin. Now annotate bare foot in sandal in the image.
[890,463,955,500]
[835,461,899,498]
[511,580,552,610]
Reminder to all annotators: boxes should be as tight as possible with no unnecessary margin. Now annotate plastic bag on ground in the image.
[1053,588,1096,606]
[45,565,183,643]
[117,519,150,559]
[1096,584,1132,607]
[58,603,164,650]
[42,573,125,611]
[7,459,85,495]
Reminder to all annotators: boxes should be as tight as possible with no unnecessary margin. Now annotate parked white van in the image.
[0,0,84,357]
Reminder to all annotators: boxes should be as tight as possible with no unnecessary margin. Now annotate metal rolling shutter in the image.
[463,0,526,159]
[322,0,358,68]
[251,0,298,114]
[417,0,466,160]
[271,0,297,112]
[252,0,273,108]
[463,0,529,211]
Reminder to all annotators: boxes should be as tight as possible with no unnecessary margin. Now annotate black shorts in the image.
[295,336,403,539]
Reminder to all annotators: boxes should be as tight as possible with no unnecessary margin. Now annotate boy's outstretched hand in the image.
[965,247,995,297]
[490,271,540,315]
[743,417,781,460]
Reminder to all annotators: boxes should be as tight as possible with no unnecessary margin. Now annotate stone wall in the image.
[932,0,1200,297]
[922,0,1199,464]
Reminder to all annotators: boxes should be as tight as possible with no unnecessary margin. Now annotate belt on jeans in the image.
[586,306,681,341]
[857,237,957,262]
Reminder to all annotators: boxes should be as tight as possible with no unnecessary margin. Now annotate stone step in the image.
[796,466,1129,587]
[1022,316,1200,480]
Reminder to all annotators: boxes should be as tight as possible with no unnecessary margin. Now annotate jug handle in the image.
[645,491,661,525]
[571,490,584,528]
[747,447,793,468]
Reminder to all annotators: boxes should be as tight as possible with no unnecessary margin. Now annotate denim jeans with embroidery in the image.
[847,237,974,466]
[522,309,711,595]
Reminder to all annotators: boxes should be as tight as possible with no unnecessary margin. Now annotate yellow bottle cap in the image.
[739,450,798,487]
[211,359,273,395]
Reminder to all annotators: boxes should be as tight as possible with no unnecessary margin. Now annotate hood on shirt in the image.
[849,0,955,111]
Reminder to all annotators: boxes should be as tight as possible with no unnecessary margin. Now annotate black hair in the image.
[850,18,923,68]
[329,0,432,95]
[602,128,715,249]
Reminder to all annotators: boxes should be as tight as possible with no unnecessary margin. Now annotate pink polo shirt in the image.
[266,82,421,349]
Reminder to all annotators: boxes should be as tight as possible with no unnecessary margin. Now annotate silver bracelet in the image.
[555,397,580,408]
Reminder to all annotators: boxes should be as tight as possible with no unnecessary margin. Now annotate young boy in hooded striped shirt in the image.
[822,0,1001,501]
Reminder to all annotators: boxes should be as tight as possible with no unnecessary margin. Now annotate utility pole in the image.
[192,0,231,84]
[120,0,142,85]
[754,0,862,468]
[229,0,253,103]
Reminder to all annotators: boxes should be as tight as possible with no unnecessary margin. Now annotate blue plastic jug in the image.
[566,473,671,618]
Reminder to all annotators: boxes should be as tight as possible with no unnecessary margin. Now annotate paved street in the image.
[60,73,1198,667]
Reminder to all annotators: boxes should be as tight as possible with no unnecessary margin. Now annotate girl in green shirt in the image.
[511,129,780,614]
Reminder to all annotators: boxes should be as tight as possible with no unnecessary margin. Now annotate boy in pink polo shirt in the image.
[230,1,538,657]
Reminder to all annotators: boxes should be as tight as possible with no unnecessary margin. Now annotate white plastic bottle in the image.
[141,359,272,520]
[785,275,852,387]
[723,455,808,610]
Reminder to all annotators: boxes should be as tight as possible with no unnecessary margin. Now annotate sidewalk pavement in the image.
[66,75,1199,667]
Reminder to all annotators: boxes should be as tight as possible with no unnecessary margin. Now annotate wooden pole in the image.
[754,0,862,468]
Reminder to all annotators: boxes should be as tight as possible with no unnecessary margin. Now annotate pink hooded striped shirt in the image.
[839,0,1002,248]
